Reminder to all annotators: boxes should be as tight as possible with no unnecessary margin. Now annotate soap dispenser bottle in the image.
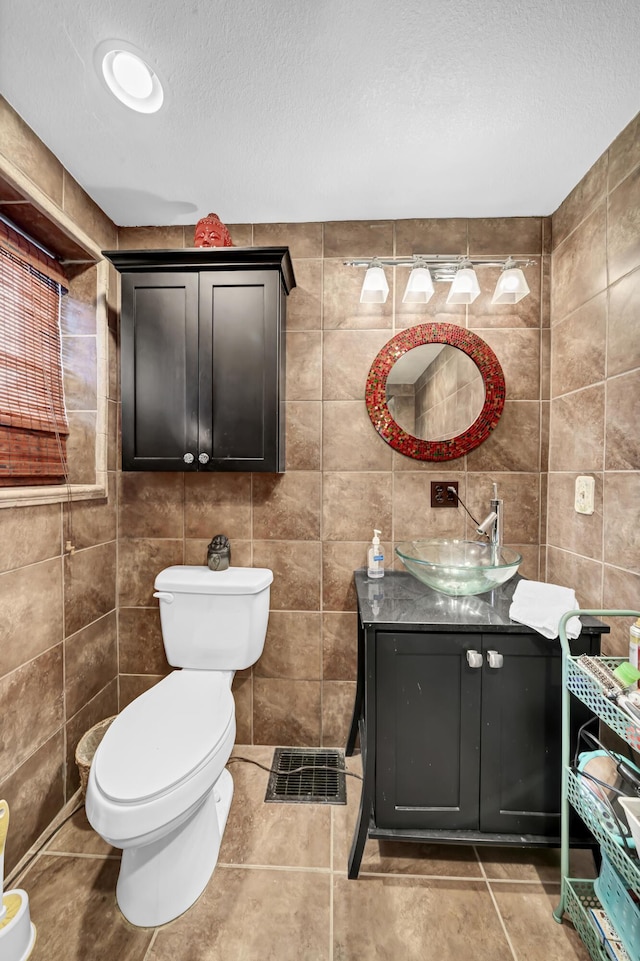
[367,530,384,579]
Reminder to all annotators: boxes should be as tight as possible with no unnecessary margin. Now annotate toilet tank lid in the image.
[154,565,273,595]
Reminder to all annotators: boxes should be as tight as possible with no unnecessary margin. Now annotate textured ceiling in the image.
[1,0,639,227]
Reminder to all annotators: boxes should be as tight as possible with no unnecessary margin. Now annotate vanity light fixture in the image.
[491,257,530,304]
[96,40,164,113]
[402,260,435,304]
[446,259,480,305]
[360,259,389,303]
[345,254,535,306]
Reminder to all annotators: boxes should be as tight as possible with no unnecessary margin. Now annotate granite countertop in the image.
[354,570,607,634]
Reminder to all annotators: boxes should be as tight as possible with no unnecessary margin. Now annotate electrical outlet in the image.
[575,475,595,515]
[430,481,459,508]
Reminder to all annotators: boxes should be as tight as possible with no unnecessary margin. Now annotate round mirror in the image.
[366,323,505,461]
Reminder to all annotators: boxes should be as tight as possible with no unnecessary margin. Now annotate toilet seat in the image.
[86,670,236,845]
[94,670,234,803]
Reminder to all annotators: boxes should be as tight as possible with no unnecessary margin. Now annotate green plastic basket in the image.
[594,852,640,961]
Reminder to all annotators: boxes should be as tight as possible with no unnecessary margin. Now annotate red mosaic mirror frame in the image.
[365,323,506,461]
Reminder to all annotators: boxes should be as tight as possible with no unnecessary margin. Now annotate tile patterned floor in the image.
[17,747,595,961]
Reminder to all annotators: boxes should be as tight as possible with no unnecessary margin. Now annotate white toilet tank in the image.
[153,566,273,670]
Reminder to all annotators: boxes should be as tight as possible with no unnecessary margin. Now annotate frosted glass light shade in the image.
[446,267,480,305]
[360,265,389,303]
[491,267,530,304]
[402,266,434,303]
[101,47,164,113]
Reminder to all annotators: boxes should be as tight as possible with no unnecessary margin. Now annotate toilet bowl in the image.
[85,565,272,927]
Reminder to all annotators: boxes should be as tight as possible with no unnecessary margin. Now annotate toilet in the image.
[85,565,273,927]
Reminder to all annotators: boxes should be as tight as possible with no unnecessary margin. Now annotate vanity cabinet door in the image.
[479,631,600,836]
[121,272,200,471]
[375,631,481,830]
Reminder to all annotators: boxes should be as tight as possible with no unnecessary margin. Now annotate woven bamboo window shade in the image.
[0,219,69,486]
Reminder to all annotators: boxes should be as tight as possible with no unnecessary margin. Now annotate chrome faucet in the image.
[476,483,503,556]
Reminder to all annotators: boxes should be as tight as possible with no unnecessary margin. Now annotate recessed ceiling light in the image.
[95,40,164,114]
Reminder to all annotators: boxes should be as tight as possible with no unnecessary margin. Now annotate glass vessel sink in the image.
[395,539,522,597]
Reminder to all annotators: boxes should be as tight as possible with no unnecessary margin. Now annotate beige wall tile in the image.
[0,503,61,572]
[323,472,392,541]
[550,294,606,396]
[552,205,607,321]
[64,541,116,636]
[467,263,542,330]
[604,473,640,573]
[0,732,64,875]
[466,473,540,545]
[256,611,321,679]
[322,680,356,746]
[64,472,116,550]
[322,612,358,681]
[184,472,251,539]
[608,267,640,377]
[322,329,390,401]
[253,472,321,540]
[286,259,322,330]
[322,542,367,612]
[63,172,117,250]
[64,611,118,718]
[0,645,63,782]
[608,164,640,285]
[62,335,97,411]
[478,328,540,400]
[323,401,393,471]
[232,674,252,743]
[468,217,542,255]
[552,153,608,249]
[65,410,97,485]
[548,386,605,472]
[117,225,185,249]
[0,98,63,205]
[252,540,321,611]
[605,369,640,470]
[0,557,63,677]
[286,330,322,399]
[119,606,168,675]
[546,472,603,560]
[253,222,322,258]
[466,401,540,473]
[394,471,466,541]
[119,674,163,710]
[253,678,321,745]
[608,111,640,191]
[324,220,393,258]
[119,472,184,539]
[546,546,602,607]
[117,538,183,607]
[602,565,640,656]
[323,259,393,330]
[395,218,467,255]
[64,676,118,797]
[285,401,321,471]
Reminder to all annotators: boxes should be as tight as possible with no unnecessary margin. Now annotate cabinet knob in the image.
[487,650,504,669]
[198,452,210,464]
[183,452,195,464]
[466,650,483,668]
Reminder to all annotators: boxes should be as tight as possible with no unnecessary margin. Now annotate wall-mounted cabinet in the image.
[104,247,295,472]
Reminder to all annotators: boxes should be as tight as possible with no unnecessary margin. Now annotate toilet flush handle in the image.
[153,591,174,604]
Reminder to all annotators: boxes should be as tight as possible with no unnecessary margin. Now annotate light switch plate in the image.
[575,475,595,515]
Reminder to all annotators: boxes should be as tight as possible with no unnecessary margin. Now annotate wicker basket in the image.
[75,716,116,798]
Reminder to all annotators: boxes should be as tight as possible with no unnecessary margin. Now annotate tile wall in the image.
[0,97,119,874]
[116,215,549,747]
[548,111,640,654]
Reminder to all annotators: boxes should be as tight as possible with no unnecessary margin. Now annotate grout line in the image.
[216,861,331,874]
[486,880,521,961]
[37,850,121,862]
[142,930,159,960]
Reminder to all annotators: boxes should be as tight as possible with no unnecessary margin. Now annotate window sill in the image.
[0,473,108,509]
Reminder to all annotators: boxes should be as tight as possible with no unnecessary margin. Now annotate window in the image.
[0,218,69,486]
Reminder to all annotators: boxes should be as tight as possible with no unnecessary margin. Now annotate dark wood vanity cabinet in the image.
[103,247,295,472]
[347,572,607,878]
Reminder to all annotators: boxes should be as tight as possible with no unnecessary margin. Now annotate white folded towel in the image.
[509,579,582,640]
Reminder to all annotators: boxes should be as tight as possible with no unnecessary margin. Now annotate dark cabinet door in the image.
[375,632,481,830]
[198,269,282,471]
[479,632,599,836]
[121,272,200,470]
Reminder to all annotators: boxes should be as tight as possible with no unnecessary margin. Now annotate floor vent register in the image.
[264,748,347,805]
